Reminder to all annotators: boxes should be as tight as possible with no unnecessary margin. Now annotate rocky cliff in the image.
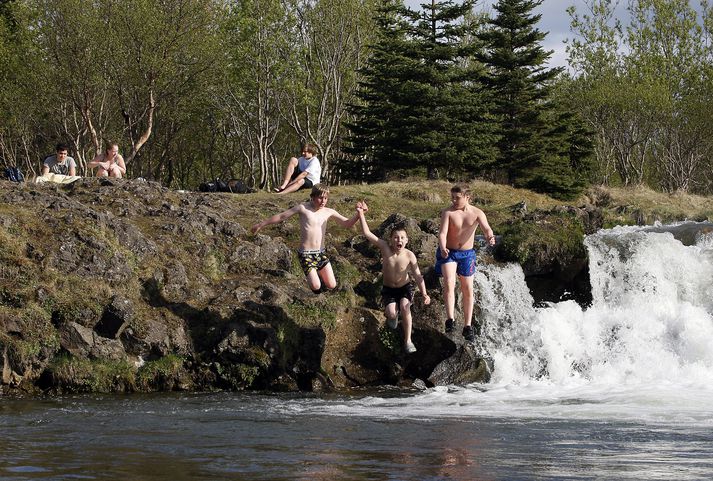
[0,178,602,396]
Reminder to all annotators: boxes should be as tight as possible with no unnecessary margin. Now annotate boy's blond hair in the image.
[310,184,330,198]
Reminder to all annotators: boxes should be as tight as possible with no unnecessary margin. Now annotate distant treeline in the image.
[1,0,711,197]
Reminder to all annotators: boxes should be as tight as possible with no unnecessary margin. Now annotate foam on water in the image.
[286,222,713,425]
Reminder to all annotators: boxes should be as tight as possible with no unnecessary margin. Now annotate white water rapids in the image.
[282,222,713,426]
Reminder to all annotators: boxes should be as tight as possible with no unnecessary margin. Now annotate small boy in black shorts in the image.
[355,202,430,353]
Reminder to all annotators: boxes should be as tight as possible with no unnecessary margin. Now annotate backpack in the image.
[3,166,24,183]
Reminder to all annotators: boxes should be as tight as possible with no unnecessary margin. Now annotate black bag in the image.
[3,166,24,183]
[198,180,218,192]
[226,179,255,194]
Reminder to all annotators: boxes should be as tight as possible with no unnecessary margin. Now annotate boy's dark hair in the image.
[302,143,318,155]
[451,183,471,197]
[388,226,409,239]
[104,141,118,153]
[310,184,330,198]
[56,142,69,152]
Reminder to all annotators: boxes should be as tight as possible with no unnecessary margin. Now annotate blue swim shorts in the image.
[435,247,477,277]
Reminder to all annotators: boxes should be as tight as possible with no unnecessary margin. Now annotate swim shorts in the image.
[381,282,416,306]
[434,247,477,277]
[298,249,330,275]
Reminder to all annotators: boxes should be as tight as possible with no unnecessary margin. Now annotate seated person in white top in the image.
[89,142,126,178]
[42,143,77,176]
[274,143,321,195]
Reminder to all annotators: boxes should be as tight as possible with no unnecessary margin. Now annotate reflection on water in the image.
[2,392,713,480]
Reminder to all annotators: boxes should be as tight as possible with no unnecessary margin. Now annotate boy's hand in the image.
[250,223,262,234]
[356,200,369,212]
[423,294,431,305]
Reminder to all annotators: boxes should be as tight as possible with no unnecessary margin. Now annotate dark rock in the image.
[428,344,492,385]
[94,296,134,339]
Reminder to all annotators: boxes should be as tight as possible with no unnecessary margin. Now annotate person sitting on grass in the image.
[355,201,430,354]
[251,184,360,294]
[89,142,126,178]
[42,143,77,177]
[273,144,321,195]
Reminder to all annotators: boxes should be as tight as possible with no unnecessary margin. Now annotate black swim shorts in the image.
[381,282,416,306]
[298,249,330,275]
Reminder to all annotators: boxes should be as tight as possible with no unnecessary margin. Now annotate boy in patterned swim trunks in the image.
[356,202,430,354]
[436,184,496,342]
[251,184,360,293]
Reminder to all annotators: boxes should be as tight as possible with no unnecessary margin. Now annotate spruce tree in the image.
[404,0,496,179]
[346,0,495,181]
[479,0,590,197]
[345,0,414,180]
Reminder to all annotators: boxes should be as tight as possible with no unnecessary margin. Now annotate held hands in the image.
[355,200,369,213]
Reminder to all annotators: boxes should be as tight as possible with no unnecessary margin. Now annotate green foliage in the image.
[566,0,713,194]
[136,354,186,390]
[346,0,496,181]
[215,362,261,389]
[497,212,586,270]
[479,0,589,198]
[377,325,400,353]
[285,299,338,330]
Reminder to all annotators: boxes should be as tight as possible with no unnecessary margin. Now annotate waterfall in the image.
[476,222,713,386]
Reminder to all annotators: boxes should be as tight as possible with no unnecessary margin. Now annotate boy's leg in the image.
[305,269,322,292]
[276,157,299,191]
[459,274,475,327]
[399,298,413,342]
[400,298,416,353]
[441,262,457,331]
[317,263,337,290]
[277,177,305,195]
[384,302,398,329]
[459,274,476,341]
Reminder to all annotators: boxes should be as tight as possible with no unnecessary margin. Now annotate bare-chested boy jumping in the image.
[355,202,430,353]
[436,184,495,342]
[251,184,360,293]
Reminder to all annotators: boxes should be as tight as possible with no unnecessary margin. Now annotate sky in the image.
[407,0,706,68]
[405,0,619,68]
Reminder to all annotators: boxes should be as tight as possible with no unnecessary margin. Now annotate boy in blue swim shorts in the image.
[436,184,496,342]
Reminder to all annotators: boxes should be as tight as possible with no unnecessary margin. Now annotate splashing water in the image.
[292,222,713,425]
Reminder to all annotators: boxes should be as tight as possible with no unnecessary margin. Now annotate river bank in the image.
[1,178,712,396]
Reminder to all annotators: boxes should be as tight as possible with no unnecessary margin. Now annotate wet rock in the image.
[428,344,492,385]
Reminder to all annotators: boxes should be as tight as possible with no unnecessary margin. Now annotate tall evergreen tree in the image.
[345,0,413,180]
[480,0,589,197]
[347,0,495,181]
[404,0,495,179]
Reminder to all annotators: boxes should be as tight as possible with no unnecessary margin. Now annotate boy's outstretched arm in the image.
[331,206,362,229]
[356,202,384,247]
[251,206,299,234]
